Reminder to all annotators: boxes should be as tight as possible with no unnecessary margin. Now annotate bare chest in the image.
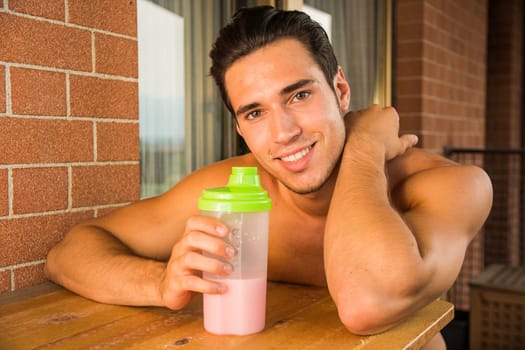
[267,213,327,286]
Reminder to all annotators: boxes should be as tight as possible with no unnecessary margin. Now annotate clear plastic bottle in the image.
[198,167,272,335]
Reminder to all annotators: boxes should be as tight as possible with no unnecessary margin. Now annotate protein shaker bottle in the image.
[198,166,272,335]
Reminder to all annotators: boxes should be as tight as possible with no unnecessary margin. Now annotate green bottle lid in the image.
[198,167,272,212]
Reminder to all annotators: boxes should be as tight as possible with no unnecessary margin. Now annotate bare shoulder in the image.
[387,147,490,189]
[388,148,492,238]
[164,153,262,197]
[152,153,261,218]
[170,153,277,196]
[386,148,455,186]
[84,154,260,260]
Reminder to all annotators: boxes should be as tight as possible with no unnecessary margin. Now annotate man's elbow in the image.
[336,296,398,335]
[338,306,376,335]
[333,279,426,335]
[44,244,62,283]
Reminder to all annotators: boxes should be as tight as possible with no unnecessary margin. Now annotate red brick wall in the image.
[484,0,523,267]
[395,0,489,311]
[0,0,139,293]
[396,0,488,153]
[486,0,523,150]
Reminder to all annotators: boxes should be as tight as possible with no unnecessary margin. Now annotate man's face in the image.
[224,38,350,194]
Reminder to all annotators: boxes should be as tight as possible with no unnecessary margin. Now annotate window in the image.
[303,0,391,108]
[137,0,186,198]
[137,0,392,198]
[137,0,235,198]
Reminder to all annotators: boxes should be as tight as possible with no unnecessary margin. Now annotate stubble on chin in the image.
[279,163,339,195]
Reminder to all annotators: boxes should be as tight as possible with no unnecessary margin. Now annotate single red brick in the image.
[70,75,138,119]
[396,59,423,78]
[13,263,46,289]
[12,167,68,215]
[0,169,8,217]
[10,67,67,116]
[396,41,424,60]
[397,22,423,41]
[0,65,5,113]
[97,122,139,161]
[95,33,138,78]
[9,0,65,21]
[0,211,94,266]
[68,0,137,37]
[396,78,422,96]
[0,118,93,164]
[72,164,140,207]
[396,96,423,114]
[396,1,424,24]
[0,13,91,71]
[0,271,10,294]
[400,115,422,133]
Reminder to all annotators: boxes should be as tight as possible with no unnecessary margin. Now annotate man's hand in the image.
[344,105,418,161]
[159,215,235,310]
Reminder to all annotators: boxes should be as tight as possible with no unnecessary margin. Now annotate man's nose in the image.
[271,107,301,144]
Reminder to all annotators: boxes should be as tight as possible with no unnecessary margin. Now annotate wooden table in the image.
[0,282,453,349]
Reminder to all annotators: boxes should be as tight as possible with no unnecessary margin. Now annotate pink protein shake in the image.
[198,167,272,336]
[203,277,267,335]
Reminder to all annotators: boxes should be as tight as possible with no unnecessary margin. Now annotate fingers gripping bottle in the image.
[198,167,272,335]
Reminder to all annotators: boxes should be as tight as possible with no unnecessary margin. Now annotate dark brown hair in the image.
[209,6,339,115]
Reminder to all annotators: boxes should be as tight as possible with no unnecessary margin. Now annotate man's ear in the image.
[334,66,350,112]
[235,119,243,136]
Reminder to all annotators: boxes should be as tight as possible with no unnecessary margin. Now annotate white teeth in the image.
[281,146,311,162]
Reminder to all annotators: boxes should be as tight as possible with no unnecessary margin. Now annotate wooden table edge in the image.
[0,281,62,306]
[403,300,454,350]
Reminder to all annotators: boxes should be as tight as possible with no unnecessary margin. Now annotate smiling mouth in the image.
[280,145,313,163]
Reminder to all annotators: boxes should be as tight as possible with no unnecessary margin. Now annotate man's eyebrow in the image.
[234,79,315,117]
[280,79,315,96]
[235,102,261,117]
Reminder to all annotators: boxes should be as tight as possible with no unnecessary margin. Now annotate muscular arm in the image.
[324,106,492,334]
[45,160,242,309]
[45,222,167,306]
[45,195,178,307]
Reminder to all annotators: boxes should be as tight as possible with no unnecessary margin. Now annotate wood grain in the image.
[0,282,453,349]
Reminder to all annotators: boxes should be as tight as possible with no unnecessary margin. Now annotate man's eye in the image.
[246,110,261,120]
[294,91,310,101]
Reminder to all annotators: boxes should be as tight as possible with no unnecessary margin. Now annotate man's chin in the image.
[280,176,328,195]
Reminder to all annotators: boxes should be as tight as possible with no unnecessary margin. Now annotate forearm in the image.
[45,225,166,307]
[324,139,431,333]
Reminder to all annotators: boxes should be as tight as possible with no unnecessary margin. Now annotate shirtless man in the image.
[45,6,492,348]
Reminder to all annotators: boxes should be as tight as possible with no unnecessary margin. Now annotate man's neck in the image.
[279,170,338,218]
